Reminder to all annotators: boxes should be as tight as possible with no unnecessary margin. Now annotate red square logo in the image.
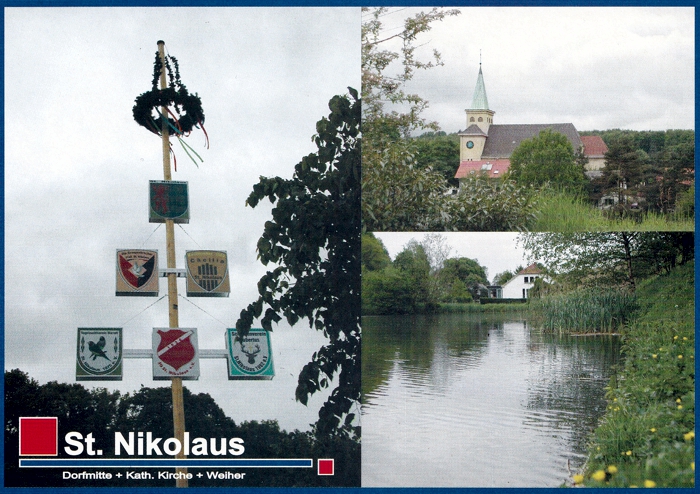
[318,458,334,476]
[19,417,58,456]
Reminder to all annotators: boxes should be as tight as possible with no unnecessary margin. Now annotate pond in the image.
[361,312,621,487]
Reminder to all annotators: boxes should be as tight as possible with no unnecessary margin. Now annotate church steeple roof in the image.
[470,64,490,110]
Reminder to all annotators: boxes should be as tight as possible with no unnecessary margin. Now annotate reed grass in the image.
[532,287,637,333]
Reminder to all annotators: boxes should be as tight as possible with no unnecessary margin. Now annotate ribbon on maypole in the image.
[132,44,208,170]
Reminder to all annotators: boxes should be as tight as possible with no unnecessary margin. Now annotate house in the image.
[580,135,609,178]
[454,64,607,185]
[486,285,502,298]
[501,263,544,299]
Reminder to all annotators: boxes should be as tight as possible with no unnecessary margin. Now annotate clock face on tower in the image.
[466,141,474,149]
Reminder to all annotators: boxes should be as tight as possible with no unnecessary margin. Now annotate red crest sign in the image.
[152,328,200,380]
[116,250,159,296]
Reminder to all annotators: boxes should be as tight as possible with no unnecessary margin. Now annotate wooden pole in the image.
[157,40,188,488]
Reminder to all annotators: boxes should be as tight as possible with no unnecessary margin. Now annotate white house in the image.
[501,263,544,299]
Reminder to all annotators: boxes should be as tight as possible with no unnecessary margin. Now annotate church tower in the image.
[459,63,494,161]
[466,64,495,133]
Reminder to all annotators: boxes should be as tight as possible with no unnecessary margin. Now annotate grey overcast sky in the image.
[374,232,533,284]
[370,6,694,133]
[5,7,360,432]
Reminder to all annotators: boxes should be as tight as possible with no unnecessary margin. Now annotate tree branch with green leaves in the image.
[236,90,361,439]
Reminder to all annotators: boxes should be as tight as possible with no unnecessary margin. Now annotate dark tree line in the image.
[412,129,694,218]
[582,129,694,216]
[4,369,360,487]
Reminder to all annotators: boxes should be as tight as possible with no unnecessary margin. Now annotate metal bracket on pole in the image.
[159,268,187,278]
[123,349,228,359]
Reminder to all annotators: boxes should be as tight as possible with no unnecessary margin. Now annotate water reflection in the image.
[362,313,620,487]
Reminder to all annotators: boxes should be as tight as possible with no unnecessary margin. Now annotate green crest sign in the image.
[226,329,274,380]
[149,180,189,223]
[76,328,122,380]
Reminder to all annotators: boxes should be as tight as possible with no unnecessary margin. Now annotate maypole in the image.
[71,39,274,486]
[157,40,188,488]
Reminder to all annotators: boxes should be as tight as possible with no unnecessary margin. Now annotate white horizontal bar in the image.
[123,349,227,359]
[159,268,187,277]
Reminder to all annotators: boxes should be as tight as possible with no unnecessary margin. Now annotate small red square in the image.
[318,458,334,476]
[19,417,58,456]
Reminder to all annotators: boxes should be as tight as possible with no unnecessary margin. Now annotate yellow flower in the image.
[591,470,607,482]
[652,354,657,359]
[626,450,632,456]
[644,480,656,488]
[677,398,682,403]
[678,405,683,410]
[691,462,695,471]
[684,431,695,441]
[678,355,683,359]
[607,465,618,474]
[650,428,657,433]
[674,335,679,340]
[683,337,688,341]
[573,474,584,484]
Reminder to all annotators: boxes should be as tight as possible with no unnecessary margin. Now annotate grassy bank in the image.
[531,190,694,232]
[576,261,694,487]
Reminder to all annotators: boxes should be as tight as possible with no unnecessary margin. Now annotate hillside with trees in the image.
[582,129,694,217]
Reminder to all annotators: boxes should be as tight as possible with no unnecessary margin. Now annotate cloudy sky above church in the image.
[382,7,694,133]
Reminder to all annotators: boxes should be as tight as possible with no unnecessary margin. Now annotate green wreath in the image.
[133,87,204,135]
[132,51,205,136]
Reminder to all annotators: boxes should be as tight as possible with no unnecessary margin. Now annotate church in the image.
[454,65,607,184]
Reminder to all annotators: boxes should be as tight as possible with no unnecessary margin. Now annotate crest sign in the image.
[226,328,274,380]
[76,328,122,380]
[186,251,230,297]
[152,328,200,380]
[149,180,190,223]
[116,249,159,296]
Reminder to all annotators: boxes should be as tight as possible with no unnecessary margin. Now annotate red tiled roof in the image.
[455,159,511,179]
[518,263,542,275]
[581,135,608,157]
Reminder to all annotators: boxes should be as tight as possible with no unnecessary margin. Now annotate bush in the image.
[361,267,417,315]
[446,176,539,231]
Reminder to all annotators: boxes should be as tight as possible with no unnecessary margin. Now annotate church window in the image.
[478,117,483,122]
[470,117,475,122]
